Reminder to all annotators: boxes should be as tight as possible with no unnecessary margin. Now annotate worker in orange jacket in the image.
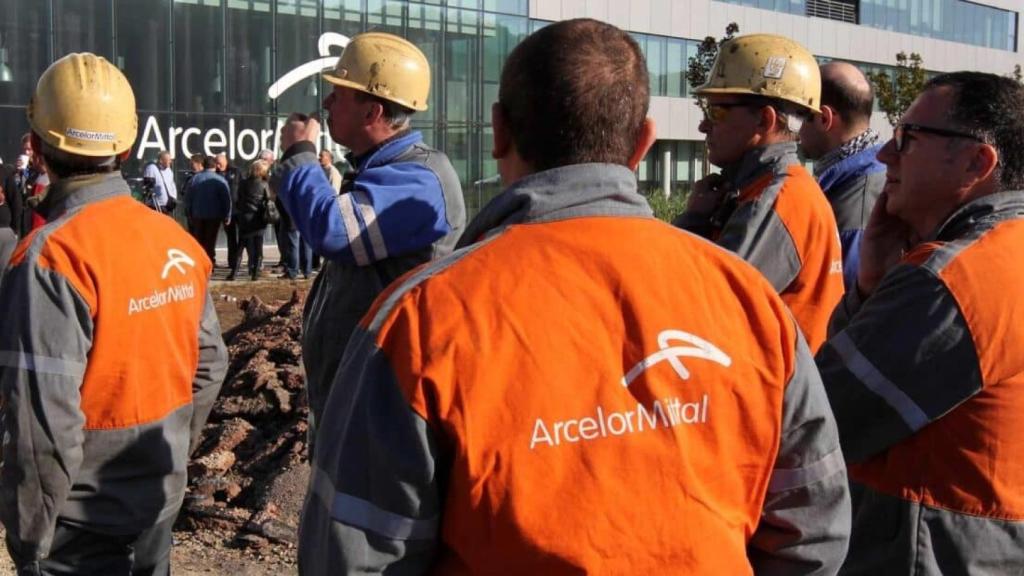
[675,34,844,353]
[298,19,850,575]
[0,53,227,574]
[817,72,1024,573]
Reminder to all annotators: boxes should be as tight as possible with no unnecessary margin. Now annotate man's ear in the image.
[966,143,1000,187]
[364,101,384,125]
[627,117,656,171]
[818,105,836,131]
[491,102,511,159]
[758,105,779,133]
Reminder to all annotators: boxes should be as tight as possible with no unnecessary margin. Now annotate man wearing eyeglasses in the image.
[674,34,844,353]
[816,71,1024,573]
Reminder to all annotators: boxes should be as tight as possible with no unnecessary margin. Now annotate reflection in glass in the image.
[174,0,224,113]
[0,0,50,106]
[54,0,113,59]
[116,0,171,111]
[226,1,273,114]
[276,0,320,115]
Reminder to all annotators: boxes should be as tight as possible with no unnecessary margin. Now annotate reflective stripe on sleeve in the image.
[768,448,846,493]
[312,465,438,541]
[338,194,371,265]
[831,331,929,431]
[352,189,389,261]
[0,351,86,378]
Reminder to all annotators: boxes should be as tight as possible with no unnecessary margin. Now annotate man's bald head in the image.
[820,62,874,128]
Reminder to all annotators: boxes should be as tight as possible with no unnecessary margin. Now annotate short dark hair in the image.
[202,155,217,170]
[498,18,649,171]
[926,72,1024,191]
[821,70,874,125]
[190,153,204,166]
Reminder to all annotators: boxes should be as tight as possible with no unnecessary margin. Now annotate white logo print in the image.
[763,56,788,79]
[268,32,351,99]
[621,329,732,387]
[529,330,731,450]
[161,248,196,280]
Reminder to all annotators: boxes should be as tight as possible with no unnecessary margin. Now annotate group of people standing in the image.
[1,16,1023,576]
[140,147,347,282]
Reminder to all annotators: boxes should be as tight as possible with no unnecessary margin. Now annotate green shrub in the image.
[643,189,689,224]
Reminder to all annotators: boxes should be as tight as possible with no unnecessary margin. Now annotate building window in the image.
[718,0,1017,51]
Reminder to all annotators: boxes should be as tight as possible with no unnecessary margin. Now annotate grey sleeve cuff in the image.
[749,331,851,576]
[190,292,228,453]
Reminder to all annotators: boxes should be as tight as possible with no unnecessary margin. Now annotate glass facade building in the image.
[719,0,1017,51]
[0,0,1019,208]
[0,0,531,213]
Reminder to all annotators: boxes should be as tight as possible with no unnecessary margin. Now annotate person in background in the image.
[273,32,465,450]
[673,34,844,353]
[0,185,14,277]
[232,159,275,281]
[143,150,179,214]
[319,149,343,192]
[799,62,885,289]
[215,152,242,273]
[184,155,231,265]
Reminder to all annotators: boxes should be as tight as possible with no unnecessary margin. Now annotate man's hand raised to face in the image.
[279,112,321,153]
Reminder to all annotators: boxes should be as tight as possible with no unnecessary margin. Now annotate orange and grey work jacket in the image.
[817,192,1024,574]
[298,163,851,575]
[0,173,228,565]
[675,142,845,353]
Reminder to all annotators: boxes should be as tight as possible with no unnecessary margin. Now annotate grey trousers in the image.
[14,514,174,576]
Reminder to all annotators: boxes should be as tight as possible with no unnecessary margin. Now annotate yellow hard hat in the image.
[323,32,430,112]
[696,34,821,114]
[27,52,138,157]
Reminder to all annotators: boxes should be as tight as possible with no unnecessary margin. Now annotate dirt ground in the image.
[0,275,313,575]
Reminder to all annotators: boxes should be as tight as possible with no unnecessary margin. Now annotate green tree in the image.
[686,22,739,93]
[1011,64,1022,84]
[685,22,738,180]
[867,52,927,127]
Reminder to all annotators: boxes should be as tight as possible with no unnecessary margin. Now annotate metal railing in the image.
[805,0,857,24]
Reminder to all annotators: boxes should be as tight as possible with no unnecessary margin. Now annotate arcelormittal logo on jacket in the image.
[127,248,198,315]
[530,330,731,449]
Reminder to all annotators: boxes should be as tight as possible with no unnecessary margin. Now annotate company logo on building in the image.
[529,330,731,450]
[136,32,351,163]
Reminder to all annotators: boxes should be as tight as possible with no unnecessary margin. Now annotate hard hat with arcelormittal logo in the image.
[322,32,430,112]
[696,34,821,114]
[27,52,138,157]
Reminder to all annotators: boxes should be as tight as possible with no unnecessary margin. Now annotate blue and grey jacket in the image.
[815,145,885,289]
[272,131,465,445]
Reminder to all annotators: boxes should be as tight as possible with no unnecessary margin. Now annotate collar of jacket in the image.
[456,163,653,249]
[816,144,885,194]
[929,190,1024,242]
[345,129,419,171]
[722,142,800,191]
[37,171,130,221]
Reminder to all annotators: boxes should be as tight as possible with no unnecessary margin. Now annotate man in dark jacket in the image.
[184,156,232,263]
[215,153,242,272]
[799,62,885,288]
